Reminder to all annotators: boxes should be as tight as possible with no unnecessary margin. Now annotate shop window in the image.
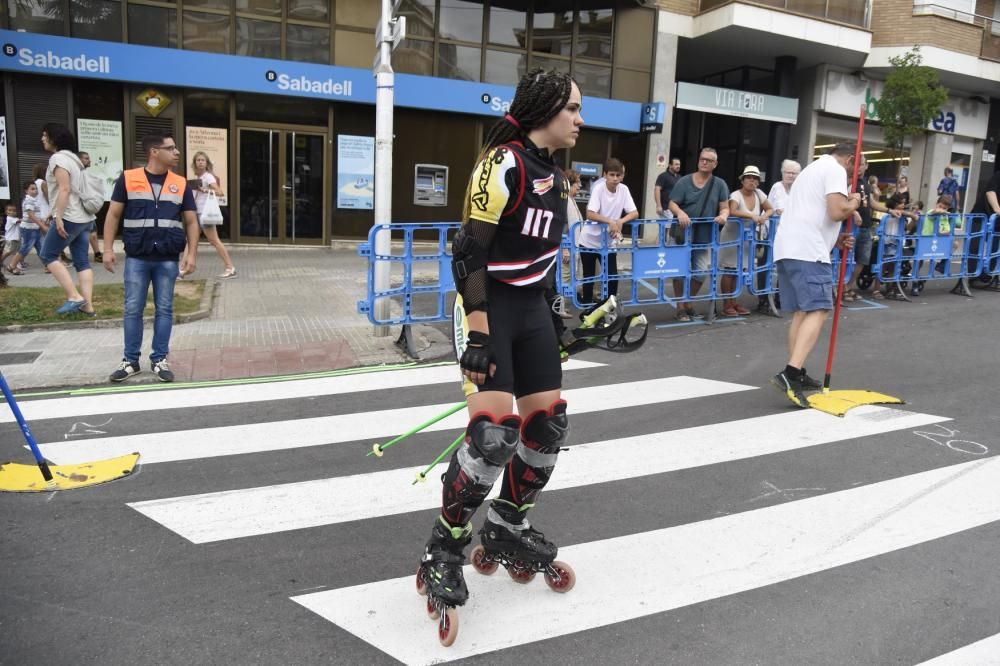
[128,5,178,48]
[236,17,281,59]
[484,49,526,86]
[74,80,124,121]
[71,0,122,42]
[570,127,609,170]
[438,43,480,81]
[576,9,613,61]
[183,11,231,54]
[334,29,374,68]
[574,61,611,99]
[289,0,328,22]
[287,24,330,64]
[488,4,525,47]
[236,0,281,17]
[438,0,482,43]
[336,0,379,28]
[611,68,649,103]
[184,91,229,128]
[394,38,435,76]
[184,0,229,11]
[531,10,573,56]
[398,0,435,39]
[613,7,653,72]
[530,54,570,75]
[236,93,327,126]
[9,0,66,36]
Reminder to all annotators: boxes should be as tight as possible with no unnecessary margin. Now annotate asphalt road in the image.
[2,280,999,665]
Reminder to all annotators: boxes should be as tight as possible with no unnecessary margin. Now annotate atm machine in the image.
[571,161,603,204]
[414,164,448,206]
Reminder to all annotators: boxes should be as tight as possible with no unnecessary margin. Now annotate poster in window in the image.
[0,117,10,200]
[76,118,124,201]
[337,135,375,209]
[185,127,228,206]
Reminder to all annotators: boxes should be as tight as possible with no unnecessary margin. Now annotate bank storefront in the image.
[0,27,645,244]
[815,69,990,209]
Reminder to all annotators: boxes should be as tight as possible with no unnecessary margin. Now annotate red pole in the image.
[822,105,866,393]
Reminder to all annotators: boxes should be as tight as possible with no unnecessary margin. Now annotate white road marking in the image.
[129,405,946,544]
[292,457,1000,665]
[916,633,1000,665]
[3,360,603,423]
[40,376,755,465]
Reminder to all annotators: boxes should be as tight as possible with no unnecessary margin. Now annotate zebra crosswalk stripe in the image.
[128,404,947,544]
[915,633,1000,665]
[0,360,604,423]
[291,457,1000,666]
[38,376,756,465]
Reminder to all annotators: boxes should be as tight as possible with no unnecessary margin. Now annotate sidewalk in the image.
[0,243,437,390]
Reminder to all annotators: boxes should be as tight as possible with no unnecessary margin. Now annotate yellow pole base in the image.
[807,390,904,417]
[0,453,140,492]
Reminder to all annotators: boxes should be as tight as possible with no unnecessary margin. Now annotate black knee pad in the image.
[440,413,521,525]
[521,400,569,454]
[498,400,569,508]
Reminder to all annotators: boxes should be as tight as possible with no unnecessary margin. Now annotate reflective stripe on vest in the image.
[123,218,184,229]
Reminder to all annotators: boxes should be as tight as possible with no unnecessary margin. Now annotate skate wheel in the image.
[426,595,440,620]
[507,564,535,584]
[415,566,427,596]
[470,545,498,575]
[544,560,576,593]
[438,607,459,647]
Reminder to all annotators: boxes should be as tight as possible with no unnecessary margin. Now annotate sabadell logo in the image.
[266,69,353,97]
[481,92,511,113]
[5,42,111,74]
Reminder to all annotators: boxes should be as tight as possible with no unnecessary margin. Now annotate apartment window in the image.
[236,17,281,59]
[438,43,481,81]
[8,0,66,36]
[128,5,178,48]
[235,0,282,17]
[576,8,613,60]
[531,54,570,74]
[399,1,435,38]
[71,0,123,42]
[574,61,611,98]
[394,38,435,76]
[185,0,229,10]
[183,10,231,54]
[287,24,330,64]
[484,49,525,85]
[532,10,573,56]
[438,0,482,42]
[488,4,525,47]
[912,0,976,22]
[289,0,329,22]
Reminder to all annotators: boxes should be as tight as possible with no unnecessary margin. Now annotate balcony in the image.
[912,2,1000,62]
[699,0,871,28]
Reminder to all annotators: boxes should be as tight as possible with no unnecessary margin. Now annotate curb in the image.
[0,279,219,334]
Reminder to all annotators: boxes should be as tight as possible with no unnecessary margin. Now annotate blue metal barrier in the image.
[356,222,457,326]
[567,218,748,310]
[981,214,1000,278]
[871,213,990,285]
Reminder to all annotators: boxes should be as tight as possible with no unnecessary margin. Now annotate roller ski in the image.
[415,518,471,646]
[558,295,648,357]
[469,500,576,592]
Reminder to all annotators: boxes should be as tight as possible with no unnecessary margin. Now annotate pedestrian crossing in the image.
[5,362,997,664]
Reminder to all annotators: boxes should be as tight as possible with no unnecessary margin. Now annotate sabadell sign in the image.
[822,70,988,140]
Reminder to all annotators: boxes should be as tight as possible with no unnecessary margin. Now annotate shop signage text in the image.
[824,70,988,140]
[0,30,641,133]
[675,82,798,125]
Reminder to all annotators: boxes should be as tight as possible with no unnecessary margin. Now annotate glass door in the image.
[237,126,326,244]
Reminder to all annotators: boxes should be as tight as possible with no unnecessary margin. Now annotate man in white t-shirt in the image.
[771,144,860,408]
[578,157,638,304]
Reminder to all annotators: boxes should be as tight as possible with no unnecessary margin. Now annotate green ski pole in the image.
[368,401,467,458]
[413,430,466,485]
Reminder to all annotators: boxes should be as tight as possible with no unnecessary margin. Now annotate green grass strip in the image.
[8,361,456,399]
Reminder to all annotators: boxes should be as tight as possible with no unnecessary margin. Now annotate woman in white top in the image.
[38,123,98,315]
[180,151,236,279]
[721,165,773,316]
[766,159,800,217]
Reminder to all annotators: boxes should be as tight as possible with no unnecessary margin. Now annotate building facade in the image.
[0,1,656,244]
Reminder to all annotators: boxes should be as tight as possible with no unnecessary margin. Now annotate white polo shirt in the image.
[773,154,848,264]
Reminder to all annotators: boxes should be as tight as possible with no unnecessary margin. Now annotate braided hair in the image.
[462,68,576,223]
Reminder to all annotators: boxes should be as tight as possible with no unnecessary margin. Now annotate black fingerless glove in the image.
[460,331,492,377]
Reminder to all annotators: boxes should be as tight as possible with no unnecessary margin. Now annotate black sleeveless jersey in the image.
[467,139,568,288]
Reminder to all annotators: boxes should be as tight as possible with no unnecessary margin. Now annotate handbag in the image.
[670,175,716,244]
[201,191,224,225]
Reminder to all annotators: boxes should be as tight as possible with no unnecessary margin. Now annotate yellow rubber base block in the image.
[0,452,140,492]
[807,390,904,417]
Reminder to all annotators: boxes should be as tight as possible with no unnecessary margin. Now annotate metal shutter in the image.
[133,116,176,164]
[12,74,69,184]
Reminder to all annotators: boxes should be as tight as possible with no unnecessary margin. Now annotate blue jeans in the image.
[40,220,93,270]
[123,256,179,364]
[19,227,43,257]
